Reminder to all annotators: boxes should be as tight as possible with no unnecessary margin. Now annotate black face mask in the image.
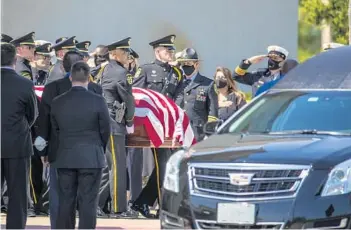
[182,65,195,76]
[268,59,281,71]
[216,79,228,89]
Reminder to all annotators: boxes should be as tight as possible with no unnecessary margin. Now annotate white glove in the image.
[34,136,47,151]
[126,125,134,134]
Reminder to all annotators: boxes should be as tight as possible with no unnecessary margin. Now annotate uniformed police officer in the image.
[46,36,77,84]
[91,45,110,83]
[33,43,52,85]
[76,41,95,81]
[10,31,38,217]
[100,37,135,217]
[233,45,289,96]
[1,33,13,43]
[176,48,219,141]
[131,35,183,218]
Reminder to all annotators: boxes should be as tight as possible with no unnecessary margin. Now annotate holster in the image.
[113,101,126,123]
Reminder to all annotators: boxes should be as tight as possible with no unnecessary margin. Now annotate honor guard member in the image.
[176,48,219,141]
[10,32,36,81]
[100,37,135,217]
[76,41,94,81]
[91,45,110,83]
[1,33,13,43]
[33,43,52,85]
[10,32,38,217]
[322,42,345,52]
[131,35,182,219]
[233,45,288,96]
[46,36,77,84]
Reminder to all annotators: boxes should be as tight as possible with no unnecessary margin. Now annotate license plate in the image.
[217,203,256,225]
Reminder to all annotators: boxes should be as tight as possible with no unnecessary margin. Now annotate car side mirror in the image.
[203,120,223,136]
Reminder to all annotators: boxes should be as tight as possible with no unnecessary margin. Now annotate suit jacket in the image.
[36,76,102,162]
[50,87,110,169]
[1,68,38,158]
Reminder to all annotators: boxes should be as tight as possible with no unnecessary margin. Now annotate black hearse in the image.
[160,46,351,229]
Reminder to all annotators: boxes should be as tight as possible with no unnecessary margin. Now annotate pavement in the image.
[0,214,160,229]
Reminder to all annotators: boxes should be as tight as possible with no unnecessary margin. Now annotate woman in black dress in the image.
[215,67,247,121]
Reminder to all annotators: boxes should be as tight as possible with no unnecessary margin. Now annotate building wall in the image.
[1,0,298,91]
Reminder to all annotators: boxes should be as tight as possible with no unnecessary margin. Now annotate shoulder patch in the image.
[127,73,133,85]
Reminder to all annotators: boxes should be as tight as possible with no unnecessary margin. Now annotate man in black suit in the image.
[50,61,110,229]
[34,50,102,228]
[1,43,38,229]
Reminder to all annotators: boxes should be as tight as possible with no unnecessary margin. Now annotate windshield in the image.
[220,90,351,134]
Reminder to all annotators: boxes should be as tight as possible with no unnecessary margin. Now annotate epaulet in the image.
[134,67,142,78]
[94,63,109,83]
[21,71,32,80]
[171,66,183,82]
[48,65,54,73]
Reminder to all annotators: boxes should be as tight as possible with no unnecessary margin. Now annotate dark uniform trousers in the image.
[105,134,128,213]
[56,169,102,229]
[1,157,30,229]
[134,148,171,206]
[126,148,143,202]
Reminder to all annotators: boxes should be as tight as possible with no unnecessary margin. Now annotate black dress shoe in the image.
[155,209,159,219]
[27,208,36,217]
[97,207,109,218]
[1,205,7,214]
[130,203,156,219]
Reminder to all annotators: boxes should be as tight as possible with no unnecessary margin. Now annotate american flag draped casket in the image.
[34,86,196,148]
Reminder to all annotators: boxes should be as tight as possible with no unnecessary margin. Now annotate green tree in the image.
[300,0,349,44]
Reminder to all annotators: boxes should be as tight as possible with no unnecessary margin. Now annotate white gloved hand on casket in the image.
[126,124,134,134]
[34,136,47,151]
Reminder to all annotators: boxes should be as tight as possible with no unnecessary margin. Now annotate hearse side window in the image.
[223,91,351,134]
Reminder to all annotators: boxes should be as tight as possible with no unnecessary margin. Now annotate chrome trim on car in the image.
[195,219,285,229]
[188,162,310,201]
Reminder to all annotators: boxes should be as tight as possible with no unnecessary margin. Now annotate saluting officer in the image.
[10,32,36,81]
[100,37,135,217]
[131,35,183,219]
[33,43,52,85]
[46,36,77,84]
[10,31,38,217]
[176,48,219,141]
[233,45,288,96]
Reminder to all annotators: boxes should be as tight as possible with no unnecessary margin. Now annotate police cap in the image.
[178,48,200,62]
[107,37,131,52]
[55,37,68,44]
[76,41,91,57]
[267,45,288,60]
[149,34,176,50]
[35,43,52,56]
[10,32,35,47]
[52,36,77,51]
[130,48,139,59]
[1,33,13,43]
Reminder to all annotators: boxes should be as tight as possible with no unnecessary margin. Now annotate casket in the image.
[126,125,181,148]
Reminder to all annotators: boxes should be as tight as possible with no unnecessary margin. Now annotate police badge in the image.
[47,44,52,52]
[85,43,89,49]
[170,36,175,43]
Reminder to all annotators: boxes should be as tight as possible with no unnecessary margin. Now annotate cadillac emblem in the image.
[228,173,255,186]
